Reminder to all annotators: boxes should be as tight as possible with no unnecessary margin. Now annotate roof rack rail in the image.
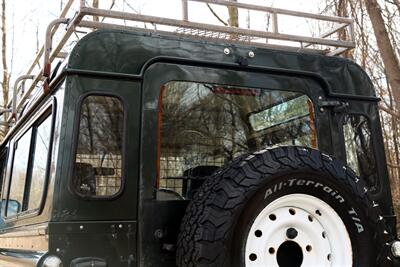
[3,0,355,128]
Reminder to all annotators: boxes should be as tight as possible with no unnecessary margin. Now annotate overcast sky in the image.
[5,0,326,83]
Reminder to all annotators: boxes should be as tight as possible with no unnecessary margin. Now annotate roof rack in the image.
[3,0,355,127]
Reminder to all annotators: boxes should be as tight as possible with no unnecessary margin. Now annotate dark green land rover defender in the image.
[0,0,399,266]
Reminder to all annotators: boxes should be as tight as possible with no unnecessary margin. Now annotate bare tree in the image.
[334,0,354,58]
[228,0,239,27]
[385,0,400,12]
[1,0,9,137]
[365,0,400,110]
[324,0,400,231]
[93,0,99,22]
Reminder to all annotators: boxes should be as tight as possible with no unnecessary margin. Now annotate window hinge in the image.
[319,100,349,113]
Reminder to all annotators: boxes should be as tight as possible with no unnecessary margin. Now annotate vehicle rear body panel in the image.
[0,30,394,266]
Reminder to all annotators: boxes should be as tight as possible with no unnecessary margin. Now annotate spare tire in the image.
[176,146,389,267]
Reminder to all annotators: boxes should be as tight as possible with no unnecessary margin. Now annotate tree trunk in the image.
[228,0,238,27]
[335,0,354,59]
[365,0,400,110]
[228,0,238,40]
[92,0,99,21]
[1,0,9,137]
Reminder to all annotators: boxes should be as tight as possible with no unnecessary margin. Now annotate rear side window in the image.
[343,114,378,191]
[7,112,53,217]
[27,116,53,210]
[8,129,32,216]
[73,95,124,198]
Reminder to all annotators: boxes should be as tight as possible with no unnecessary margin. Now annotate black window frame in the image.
[0,147,9,216]
[24,111,54,212]
[4,101,55,220]
[70,92,127,200]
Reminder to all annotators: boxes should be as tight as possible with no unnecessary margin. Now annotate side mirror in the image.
[5,199,21,217]
[0,199,21,228]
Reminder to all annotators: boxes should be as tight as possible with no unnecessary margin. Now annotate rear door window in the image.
[157,81,317,199]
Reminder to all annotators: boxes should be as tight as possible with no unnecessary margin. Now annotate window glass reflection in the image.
[74,95,124,197]
[343,114,378,190]
[158,82,317,199]
[28,115,52,210]
[8,129,32,216]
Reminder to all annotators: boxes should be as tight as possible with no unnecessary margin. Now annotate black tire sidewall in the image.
[231,171,375,267]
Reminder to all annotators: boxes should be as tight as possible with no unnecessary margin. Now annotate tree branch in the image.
[387,162,400,169]
[385,0,400,13]
[206,3,228,26]
[379,104,400,119]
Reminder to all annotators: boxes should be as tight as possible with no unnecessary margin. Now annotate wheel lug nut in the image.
[286,228,298,239]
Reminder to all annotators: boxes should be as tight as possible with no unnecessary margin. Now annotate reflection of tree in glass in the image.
[75,96,123,196]
[78,97,123,155]
[8,128,32,215]
[160,82,314,179]
[28,115,52,210]
[343,115,377,190]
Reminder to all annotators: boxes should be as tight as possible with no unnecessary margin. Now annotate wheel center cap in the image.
[286,228,298,239]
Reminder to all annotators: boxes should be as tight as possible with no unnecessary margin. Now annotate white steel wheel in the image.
[245,193,353,267]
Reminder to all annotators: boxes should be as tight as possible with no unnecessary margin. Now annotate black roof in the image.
[69,30,377,99]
